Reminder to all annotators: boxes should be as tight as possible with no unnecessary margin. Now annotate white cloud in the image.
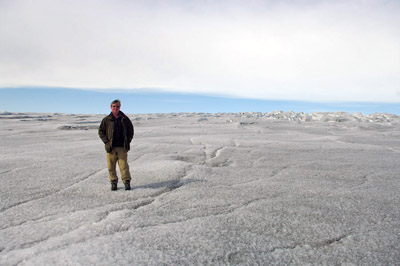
[1,0,399,102]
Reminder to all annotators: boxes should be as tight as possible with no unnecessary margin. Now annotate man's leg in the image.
[115,147,132,185]
[106,149,119,183]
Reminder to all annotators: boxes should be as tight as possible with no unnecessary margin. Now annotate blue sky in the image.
[1,88,399,115]
[0,0,399,114]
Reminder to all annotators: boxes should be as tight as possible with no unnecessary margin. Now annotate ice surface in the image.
[0,111,399,265]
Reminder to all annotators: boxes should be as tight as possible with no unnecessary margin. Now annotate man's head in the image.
[110,99,121,117]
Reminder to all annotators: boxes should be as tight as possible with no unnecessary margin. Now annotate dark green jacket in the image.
[98,111,134,153]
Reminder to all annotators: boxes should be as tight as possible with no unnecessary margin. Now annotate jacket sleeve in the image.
[126,118,134,143]
[98,118,109,144]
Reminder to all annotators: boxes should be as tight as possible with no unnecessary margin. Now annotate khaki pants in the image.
[106,147,131,184]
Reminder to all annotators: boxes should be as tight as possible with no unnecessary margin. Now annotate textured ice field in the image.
[0,111,399,265]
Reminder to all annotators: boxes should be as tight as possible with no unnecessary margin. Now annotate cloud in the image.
[0,0,399,102]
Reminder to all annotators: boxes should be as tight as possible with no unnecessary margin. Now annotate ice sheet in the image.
[1,111,399,265]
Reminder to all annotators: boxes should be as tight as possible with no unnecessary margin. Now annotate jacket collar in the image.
[108,111,126,120]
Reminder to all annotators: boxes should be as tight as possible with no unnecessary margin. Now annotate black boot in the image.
[111,181,117,191]
[124,180,131,191]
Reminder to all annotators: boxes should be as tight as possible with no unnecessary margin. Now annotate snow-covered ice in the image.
[1,111,399,265]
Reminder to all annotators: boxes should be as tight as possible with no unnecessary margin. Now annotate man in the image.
[98,100,134,191]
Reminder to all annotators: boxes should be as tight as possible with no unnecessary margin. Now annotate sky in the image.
[1,88,399,115]
[0,0,399,113]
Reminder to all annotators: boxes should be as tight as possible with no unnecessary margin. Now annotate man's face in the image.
[111,103,120,116]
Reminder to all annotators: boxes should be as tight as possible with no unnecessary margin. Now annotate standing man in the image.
[99,100,134,191]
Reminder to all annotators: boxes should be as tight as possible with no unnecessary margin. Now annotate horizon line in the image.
[1,87,399,115]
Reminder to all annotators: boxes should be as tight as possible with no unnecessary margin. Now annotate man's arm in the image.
[98,119,109,144]
[126,118,134,143]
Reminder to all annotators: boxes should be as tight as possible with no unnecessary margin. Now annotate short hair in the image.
[110,99,121,106]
